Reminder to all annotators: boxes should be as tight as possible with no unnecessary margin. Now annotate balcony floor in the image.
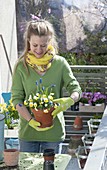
[66,158,80,170]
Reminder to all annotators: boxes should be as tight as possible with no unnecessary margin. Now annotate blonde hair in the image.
[19,19,58,61]
[17,20,58,72]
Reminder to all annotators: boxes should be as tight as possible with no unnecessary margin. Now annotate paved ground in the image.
[66,158,81,170]
[61,144,81,170]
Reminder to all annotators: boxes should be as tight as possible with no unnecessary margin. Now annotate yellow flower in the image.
[33,95,39,100]
[34,102,37,108]
[29,102,34,108]
[36,93,40,97]
[50,93,54,96]
[44,98,48,103]
[44,109,48,113]
[28,95,33,102]
[40,101,44,105]
[11,106,15,111]
[44,104,48,107]
[24,100,28,106]
[4,108,8,112]
[48,95,53,100]
[42,94,46,98]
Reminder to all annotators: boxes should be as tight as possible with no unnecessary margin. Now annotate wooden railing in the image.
[72,65,107,97]
[63,65,107,97]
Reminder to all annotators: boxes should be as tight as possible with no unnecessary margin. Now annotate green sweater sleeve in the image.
[61,57,82,98]
[11,62,25,107]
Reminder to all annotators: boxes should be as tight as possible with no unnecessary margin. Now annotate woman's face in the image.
[29,34,50,58]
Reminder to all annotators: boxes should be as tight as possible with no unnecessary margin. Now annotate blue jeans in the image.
[19,139,62,153]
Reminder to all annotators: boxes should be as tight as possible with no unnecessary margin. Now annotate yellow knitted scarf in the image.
[26,45,55,72]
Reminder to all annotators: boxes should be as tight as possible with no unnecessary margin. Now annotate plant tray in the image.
[79,103,105,112]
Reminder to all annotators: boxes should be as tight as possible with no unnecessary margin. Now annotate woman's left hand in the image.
[52,97,74,118]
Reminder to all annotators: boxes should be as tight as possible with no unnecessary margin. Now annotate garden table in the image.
[0,152,71,170]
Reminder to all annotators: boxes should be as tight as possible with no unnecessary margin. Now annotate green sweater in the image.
[11,55,82,142]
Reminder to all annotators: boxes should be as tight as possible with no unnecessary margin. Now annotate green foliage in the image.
[59,52,107,65]
[0,100,19,129]
[83,29,107,55]
[93,114,103,120]
[59,52,86,65]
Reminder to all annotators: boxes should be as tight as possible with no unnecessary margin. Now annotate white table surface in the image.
[4,128,18,138]
[0,152,71,170]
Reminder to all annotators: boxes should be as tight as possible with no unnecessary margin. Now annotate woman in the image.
[11,19,82,153]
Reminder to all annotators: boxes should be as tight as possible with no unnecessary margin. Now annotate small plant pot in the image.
[31,107,55,128]
[3,149,19,166]
[73,116,83,130]
[68,135,83,156]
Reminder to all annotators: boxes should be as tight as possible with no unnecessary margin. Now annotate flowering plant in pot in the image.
[80,92,107,106]
[0,99,19,129]
[92,92,107,105]
[24,78,58,128]
[79,92,93,105]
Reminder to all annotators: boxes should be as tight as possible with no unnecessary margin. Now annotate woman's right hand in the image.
[28,119,53,131]
[28,119,41,129]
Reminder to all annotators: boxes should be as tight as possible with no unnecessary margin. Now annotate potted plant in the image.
[0,100,19,129]
[79,92,93,106]
[79,91,106,112]
[24,78,58,128]
[92,92,107,106]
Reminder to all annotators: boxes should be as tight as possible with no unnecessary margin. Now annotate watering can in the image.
[0,114,5,161]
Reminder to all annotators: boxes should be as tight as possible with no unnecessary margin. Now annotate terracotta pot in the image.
[3,149,19,166]
[69,135,83,149]
[31,107,54,128]
[68,135,83,156]
[73,116,83,130]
